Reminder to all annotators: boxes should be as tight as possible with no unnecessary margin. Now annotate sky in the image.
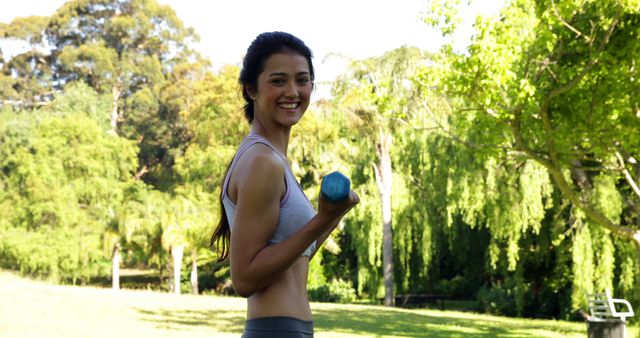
[1,0,505,97]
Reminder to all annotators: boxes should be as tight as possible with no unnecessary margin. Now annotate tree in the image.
[424,0,640,308]
[333,46,430,305]
[1,1,216,288]
[0,90,138,283]
[0,16,53,107]
[1,0,208,188]
[171,65,246,293]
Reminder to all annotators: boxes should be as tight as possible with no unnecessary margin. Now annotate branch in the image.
[545,8,619,103]
[134,165,148,180]
[546,164,637,241]
[1,99,50,107]
[420,101,518,153]
[551,0,590,43]
[512,95,636,241]
[616,151,640,199]
[510,103,553,168]
[533,8,620,145]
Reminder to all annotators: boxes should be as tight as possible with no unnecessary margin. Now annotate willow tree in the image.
[333,46,429,305]
[424,0,640,307]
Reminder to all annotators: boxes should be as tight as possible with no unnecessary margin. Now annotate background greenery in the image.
[1,0,639,328]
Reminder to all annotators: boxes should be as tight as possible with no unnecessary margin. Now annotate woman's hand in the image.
[317,189,360,221]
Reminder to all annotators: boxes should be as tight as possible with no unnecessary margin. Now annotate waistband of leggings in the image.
[245,316,314,333]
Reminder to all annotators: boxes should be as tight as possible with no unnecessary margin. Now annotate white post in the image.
[112,243,120,290]
[171,245,184,295]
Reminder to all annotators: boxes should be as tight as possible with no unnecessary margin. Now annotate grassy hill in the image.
[0,270,628,337]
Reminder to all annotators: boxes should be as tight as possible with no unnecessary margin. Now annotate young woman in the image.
[210,31,359,338]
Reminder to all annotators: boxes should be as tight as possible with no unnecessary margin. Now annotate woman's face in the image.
[250,52,312,128]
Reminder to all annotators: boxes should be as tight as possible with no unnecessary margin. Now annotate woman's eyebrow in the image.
[268,71,310,77]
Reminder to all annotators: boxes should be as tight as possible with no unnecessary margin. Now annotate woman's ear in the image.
[246,85,257,100]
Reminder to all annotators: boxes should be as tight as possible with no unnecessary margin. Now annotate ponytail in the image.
[210,160,233,262]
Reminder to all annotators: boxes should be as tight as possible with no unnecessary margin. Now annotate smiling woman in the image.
[248,52,312,128]
[209,31,360,338]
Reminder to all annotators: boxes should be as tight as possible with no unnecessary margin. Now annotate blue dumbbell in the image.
[321,171,351,203]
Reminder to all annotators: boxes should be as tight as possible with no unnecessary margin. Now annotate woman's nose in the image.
[284,80,299,97]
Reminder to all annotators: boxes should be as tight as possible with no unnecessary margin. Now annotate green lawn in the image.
[0,270,635,337]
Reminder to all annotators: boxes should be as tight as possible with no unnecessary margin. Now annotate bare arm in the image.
[229,147,359,296]
[229,149,334,297]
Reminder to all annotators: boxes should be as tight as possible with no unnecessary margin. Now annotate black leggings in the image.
[241,316,314,338]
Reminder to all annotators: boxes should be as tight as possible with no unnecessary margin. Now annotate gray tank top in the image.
[221,135,317,257]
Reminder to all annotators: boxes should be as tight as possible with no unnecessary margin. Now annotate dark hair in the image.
[210,32,314,262]
[239,31,315,123]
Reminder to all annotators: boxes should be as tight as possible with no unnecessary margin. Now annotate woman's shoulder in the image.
[234,143,285,181]
[232,143,286,207]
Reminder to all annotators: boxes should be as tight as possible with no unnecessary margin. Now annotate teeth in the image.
[279,103,297,109]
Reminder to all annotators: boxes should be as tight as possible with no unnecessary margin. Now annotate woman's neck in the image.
[249,123,291,156]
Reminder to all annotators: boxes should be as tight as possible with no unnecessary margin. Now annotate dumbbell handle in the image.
[321,171,351,203]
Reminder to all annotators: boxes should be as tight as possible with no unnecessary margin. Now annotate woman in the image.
[210,31,360,338]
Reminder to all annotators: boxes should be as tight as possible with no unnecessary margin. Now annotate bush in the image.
[476,282,517,316]
[309,279,357,303]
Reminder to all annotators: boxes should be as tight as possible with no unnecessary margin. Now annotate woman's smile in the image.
[278,102,301,112]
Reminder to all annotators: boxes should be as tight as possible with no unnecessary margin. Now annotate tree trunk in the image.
[166,249,173,293]
[171,245,184,295]
[112,242,120,290]
[190,249,199,295]
[374,129,395,307]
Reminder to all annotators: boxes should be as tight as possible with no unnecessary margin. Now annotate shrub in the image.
[476,282,517,316]
[309,278,357,303]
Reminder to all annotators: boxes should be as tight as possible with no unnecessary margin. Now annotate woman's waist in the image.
[247,293,311,320]
[247,258,310,320]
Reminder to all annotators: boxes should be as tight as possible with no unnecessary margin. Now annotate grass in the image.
[1,270,636,338]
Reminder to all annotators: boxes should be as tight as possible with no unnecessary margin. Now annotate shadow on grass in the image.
[133,305,584,337]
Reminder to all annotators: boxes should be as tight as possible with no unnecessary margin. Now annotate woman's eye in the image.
[271,79,286,85]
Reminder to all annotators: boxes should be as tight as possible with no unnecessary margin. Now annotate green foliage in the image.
[46,81,112,129]
[0,225,108,283]
[307,251,327,290]
[423,0,465,36]
[2,0,210,189]
[309,278,357,304]
[424,0,640,318]
[477,282,517,317]
[0,107,138,282]
[0,16,48,43]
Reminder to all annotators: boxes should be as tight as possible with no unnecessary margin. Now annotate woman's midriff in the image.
[246,256,311,320]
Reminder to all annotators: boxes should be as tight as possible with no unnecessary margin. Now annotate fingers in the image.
[317,189,359,220]
[349,190,360,205]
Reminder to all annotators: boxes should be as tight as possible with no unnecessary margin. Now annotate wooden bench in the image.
[585,289,634,338]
